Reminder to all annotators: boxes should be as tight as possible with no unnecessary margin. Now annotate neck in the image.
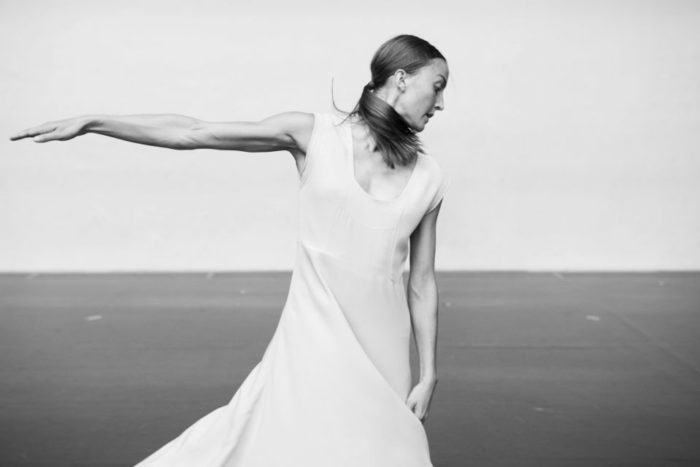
[352,119,379,153]
[372,86,400,108]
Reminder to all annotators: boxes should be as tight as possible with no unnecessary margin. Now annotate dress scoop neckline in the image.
[346,119,419,203]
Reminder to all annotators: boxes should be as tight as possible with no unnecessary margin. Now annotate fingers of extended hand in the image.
[33,129,58,143]
[10,123,56,141]
[9,129,31,141]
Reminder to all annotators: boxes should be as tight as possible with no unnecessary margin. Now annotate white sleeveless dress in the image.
[135,112,450,467]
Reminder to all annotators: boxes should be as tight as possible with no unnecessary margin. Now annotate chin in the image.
[407,119,426,133]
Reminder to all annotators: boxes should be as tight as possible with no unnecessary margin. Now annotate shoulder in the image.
[417,153,447,186]
[267,111,314,136]
[291,111,345,130]
[325,111,353,129]
[305,112,352,148]
[259,111,315,153]
[416,154,450,214]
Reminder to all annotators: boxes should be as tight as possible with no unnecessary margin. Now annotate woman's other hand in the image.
[406,377,438,423]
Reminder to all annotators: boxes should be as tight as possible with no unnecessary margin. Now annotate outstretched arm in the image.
[10,112,314,154]
[405,200,443,423]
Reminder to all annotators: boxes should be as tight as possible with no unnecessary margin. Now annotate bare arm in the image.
[405,200,443,422]
[10,112,314,155]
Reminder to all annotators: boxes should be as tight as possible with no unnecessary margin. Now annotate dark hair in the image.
[334,34,446,169]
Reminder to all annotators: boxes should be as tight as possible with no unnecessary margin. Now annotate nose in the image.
[435,92,445,111]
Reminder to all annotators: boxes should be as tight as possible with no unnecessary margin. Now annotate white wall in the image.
[1,0,699,272]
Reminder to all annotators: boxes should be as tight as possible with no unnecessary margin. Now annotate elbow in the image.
[172,129,200,150]
[408,273,438,300]
[409,266,437,288]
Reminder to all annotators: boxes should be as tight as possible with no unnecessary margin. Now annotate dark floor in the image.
[1,272,699,466]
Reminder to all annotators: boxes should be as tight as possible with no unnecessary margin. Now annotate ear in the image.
[392,69,407,92]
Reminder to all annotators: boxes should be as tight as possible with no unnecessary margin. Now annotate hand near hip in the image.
[406,377,438,423]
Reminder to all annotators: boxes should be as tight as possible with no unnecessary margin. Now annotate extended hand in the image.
[10,117,89,143]
[406,377,438,423]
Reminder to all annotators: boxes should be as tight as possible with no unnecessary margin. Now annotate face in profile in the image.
[394,58,449,132]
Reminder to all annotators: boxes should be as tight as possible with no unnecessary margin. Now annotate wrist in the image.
[81,115,101,133]
[419,372,438,385]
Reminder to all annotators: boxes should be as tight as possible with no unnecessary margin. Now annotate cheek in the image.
[399,92,431,120]
[418,90,435,107]
[409,93,432,112]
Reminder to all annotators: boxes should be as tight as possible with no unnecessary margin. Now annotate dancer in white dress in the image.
[11,34,450,466]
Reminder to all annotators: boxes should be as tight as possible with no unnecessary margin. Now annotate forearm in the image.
[85,114,201,149]
[407,277,439,382]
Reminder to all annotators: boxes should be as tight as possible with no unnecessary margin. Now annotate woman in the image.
[11,34,450,467]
